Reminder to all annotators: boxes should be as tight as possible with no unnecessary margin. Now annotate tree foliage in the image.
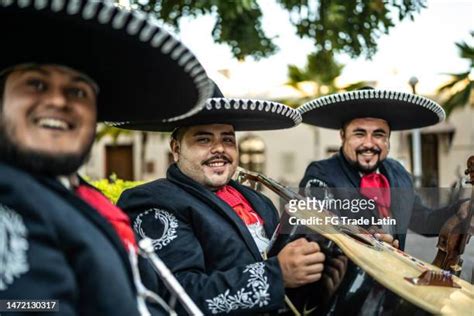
[131,0,426,60]
[279,0,425,58]
[437,32,474,117]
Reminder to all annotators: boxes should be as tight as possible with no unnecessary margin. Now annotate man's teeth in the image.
[208,162,225,167]
[37,118,70,130]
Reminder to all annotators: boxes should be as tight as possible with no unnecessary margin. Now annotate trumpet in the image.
[138,238,203,316]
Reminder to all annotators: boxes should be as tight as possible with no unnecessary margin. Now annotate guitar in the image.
[236,167,474,315]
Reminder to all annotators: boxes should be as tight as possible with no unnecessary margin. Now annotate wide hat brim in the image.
[0,0,212,122]
[108,98,302,131]
[298,90,445,130]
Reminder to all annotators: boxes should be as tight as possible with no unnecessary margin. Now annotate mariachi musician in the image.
[0,0,211,314]
[296,88,472,314]
[115,83,328,315]
[298,88,470,250]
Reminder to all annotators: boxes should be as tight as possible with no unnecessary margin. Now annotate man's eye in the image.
[197,138,210,143]
[68,88,87,98]
[223,138,235,144]
[27,79,46,91]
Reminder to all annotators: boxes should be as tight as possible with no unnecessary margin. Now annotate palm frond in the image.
[437,72,470,92]
[442,82,473,117]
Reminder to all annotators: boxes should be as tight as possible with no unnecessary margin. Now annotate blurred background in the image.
[82,0,474,281]
[84,0,472,189]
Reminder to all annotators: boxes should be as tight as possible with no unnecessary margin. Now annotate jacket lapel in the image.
[337,152,361,188]
[380,161,405,229]
[36,176,135,281]
[167,165,263,260]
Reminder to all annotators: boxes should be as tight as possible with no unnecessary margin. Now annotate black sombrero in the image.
[108,83,302,131]
[0,0,212,122]
[298,89,445,130]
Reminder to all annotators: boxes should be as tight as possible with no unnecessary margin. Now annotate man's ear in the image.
[170,139,180,162]
[339,129,345,141]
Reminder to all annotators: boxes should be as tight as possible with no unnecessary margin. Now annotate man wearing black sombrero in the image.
[116,84,327,315]
[298,88,470,250]
[0,0,212,315]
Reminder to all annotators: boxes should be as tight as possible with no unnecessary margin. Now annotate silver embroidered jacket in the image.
[0,162,165,315]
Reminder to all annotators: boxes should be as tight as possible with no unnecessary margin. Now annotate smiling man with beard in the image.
[0,1,212,315]
[298,88,467,250]
[296,88,473,314]
[0,65,97,177]
[116,84,328,315]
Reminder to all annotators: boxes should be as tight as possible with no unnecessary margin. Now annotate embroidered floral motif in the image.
[206,262,270,314]
[133,209,178,250]
[0,204,29,290]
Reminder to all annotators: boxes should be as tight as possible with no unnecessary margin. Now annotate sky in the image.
[172,0,473,98]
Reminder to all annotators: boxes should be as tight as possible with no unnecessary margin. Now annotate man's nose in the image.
[362,135,376,147]
[210,141,225,153]
[44,87,68,109]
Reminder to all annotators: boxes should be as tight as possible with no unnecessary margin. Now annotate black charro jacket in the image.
[0,161,164,316]
[118,164,286,315]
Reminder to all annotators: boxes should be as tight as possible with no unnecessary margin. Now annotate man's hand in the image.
[367,226,399,248]
[456,200,473,235]
[277,238,325,288]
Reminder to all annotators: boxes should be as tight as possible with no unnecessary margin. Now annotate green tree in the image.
[131,0,426,60]
[437,32,474,117]
[286,50,343,100]
[284,51,369,106]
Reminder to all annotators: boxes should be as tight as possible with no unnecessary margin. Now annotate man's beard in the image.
[0,119,94,176]
[346,147,382,174]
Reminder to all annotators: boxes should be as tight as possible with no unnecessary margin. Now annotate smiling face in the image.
[0,64,97,175]
[341,118,390,174]
[171,124,238,191]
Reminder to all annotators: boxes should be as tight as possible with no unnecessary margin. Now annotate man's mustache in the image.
[202,154,232,165]
[356,147,381,155]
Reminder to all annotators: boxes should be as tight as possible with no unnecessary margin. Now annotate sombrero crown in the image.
[0,0,212,122]
[108,82,302,131]
[298,89,445,130]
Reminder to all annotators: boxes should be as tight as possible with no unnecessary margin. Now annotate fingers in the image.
[278,238,326,288]
[305,272,324,283]
[301,251,326,266]
[304,261,325,275]
[374,232,393,244]
[369,226,399,247]
[290,238,321,254]
[392,239,400,249]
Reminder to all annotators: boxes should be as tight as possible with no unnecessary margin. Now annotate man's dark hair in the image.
[170,127,190,142]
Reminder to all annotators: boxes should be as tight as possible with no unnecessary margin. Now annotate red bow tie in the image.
[359,173,391,218]
[76,184,137,251]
